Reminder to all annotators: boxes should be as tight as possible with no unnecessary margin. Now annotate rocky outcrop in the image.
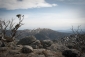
[1,33,85,57]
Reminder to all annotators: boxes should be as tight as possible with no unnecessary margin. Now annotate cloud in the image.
[69,2,85,5]
[0,0,57,10]
[21,10,85,30]
[56,0,85,4]
[66,0,85,4]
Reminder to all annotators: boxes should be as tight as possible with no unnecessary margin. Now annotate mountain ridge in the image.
[15,28,71,40]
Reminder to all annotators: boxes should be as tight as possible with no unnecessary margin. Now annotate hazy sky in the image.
[0,0,85,30]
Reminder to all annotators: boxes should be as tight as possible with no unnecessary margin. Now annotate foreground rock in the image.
[27,53,45,57]
[62,49,80,57]
[33,49,45,54]
[8,50,20,55]
[21,45,33,53]
[42,50,64,57]
[47,43,69,52]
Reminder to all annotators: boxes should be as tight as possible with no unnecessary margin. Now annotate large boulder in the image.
[62,49,80,57]
[47,43,69,52]
[41,40,53,48]
[30,40,42,49]
[17,36,36,45]
[21,45,33,53]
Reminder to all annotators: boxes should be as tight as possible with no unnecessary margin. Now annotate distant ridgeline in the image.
[6,28,71,40]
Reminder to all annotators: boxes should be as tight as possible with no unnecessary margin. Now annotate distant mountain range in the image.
[56,30,73,33]
[15,28,72,40]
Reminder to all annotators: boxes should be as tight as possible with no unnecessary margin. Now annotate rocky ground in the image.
[0,35,85,57]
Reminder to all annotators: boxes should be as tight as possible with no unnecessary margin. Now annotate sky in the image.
[0,0,85,31]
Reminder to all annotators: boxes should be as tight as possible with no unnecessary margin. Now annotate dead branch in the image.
[0,14,24,42]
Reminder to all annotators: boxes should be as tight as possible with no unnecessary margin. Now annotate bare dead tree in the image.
[71,25,82,35]
[0,14,24,42]
[71,26,85,52]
